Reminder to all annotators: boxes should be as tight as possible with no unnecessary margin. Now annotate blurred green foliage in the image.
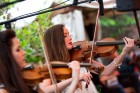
[0,0,136,62]
[0,0,12,15]
[0,0,52,63]
[0,12,52,63]
[100,13,135,38]
[100,13,135,53]
[100,14,135,27]
[16,13,52,63]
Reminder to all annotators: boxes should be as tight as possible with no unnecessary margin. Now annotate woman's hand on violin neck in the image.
[67,61,80,80]
[122,37,135,54]
[79,73,92,85]
[67,60,80,71]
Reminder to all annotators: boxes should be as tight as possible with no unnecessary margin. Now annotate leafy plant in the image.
[100,14,135,27]
[0,12,52,63]
[16,13,52,63]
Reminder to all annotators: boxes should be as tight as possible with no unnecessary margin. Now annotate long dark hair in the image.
[0,29,30,93]
[44,24,70,62]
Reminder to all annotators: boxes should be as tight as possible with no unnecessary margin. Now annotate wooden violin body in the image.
[22,64,50,86]
[22,62,91,86]
[70,37,140,61]
[22,63,72,86]
[70,37,118,61]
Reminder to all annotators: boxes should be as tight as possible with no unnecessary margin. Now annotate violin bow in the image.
[35,18,59,93]
[89,9,104,74]
[90,9,100,63]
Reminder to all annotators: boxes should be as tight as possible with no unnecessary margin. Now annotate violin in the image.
[21,62,91,86]
[96,38,140,46]
[69,37,140,61]
[22,64,49,86]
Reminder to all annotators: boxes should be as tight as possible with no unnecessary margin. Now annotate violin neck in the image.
[51,62,90,67]
[96,41,125,46]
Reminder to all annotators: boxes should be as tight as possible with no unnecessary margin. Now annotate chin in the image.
[67,46,72,50]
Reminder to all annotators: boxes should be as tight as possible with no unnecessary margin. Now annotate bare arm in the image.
[39,61,79,93]
[66,61,80,93]
[91,37,134,76]
[39,78,73,93]
[39,61,92,93]
[101,52,126,76]
[39,74,91,93]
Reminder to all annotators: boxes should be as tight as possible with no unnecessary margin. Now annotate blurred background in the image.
[0,0,140,93]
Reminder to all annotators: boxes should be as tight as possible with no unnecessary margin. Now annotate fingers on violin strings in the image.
[67,61,75,67]
[68,63,74,69]
[86,73,92,78]
[68,61,79,69]
[124,37,134,46]
[74,61,80,67]
[83,73,92,84]
[83,76,89,85]
[67,62,73,69]
[123,37,128,44]
[67,63,70,68]
[84,73,92,79]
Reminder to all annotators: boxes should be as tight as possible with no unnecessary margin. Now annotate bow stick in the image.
[35,18,59,93]
[90,9,100,63]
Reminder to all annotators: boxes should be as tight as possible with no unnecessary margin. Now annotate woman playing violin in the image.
[0,30,31,93]
[44,24,135,93]
[0,29,91,93]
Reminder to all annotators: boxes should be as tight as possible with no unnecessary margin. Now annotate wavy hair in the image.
[44,24,70,62]
[0,29,30,93]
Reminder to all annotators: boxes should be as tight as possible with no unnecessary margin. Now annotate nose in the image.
[22,49,26,55]
[68,35,72,41]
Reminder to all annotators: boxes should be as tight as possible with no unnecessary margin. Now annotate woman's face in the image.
[11,37,26,69]
[63,27,72,50]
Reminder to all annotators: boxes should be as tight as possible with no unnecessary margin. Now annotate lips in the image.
[69,42,72,45]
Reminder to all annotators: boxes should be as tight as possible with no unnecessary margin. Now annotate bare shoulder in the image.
[0,89,9,93]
